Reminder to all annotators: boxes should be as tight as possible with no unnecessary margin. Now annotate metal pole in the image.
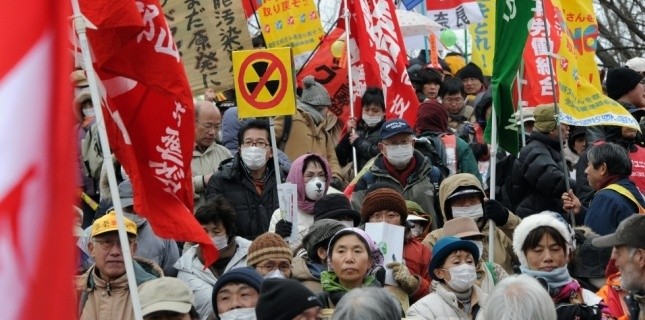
[488,102,498,264]
[70,1,143,319]
[269,117,283,185]
[342,0,359,176]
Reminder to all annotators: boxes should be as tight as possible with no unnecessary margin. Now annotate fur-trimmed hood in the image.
[512,211,573,267]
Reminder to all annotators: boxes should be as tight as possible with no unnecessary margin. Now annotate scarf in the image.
[320,271,376,293]
[382,155,417,187]
[285,154,332,214]
[595,174,622,190]
[520,266,573,291]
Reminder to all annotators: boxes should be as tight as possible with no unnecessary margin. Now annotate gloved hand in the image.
[484,199,509,226]
[386,262,419,295]
[275,219,293,238]
[330,176,343,190]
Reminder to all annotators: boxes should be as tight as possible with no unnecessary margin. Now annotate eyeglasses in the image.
[92,237,136,250]
[257,262,291,274]
[371,211,400,220]
[442,97,464,104]
[241,140,269,148]
[196,121,221,131]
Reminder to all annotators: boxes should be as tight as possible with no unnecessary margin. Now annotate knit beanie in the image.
[211,267,263,314]
[533,104,557,132]
[606,67,643,100]
[300,75,331,107]
[456,62,485,83]
[247,232,293,267]
[302,219,346,263]
[360,188,408,224]
[256,278,322,320]
[512,211,573,267]
[416,100,449,133]
[313,193,360,226]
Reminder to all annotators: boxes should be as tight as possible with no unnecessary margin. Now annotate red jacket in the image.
[403,238,432,302]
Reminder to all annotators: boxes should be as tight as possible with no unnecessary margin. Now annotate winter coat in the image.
[335,119,384,172]
[274,108,343,179]
[417,131,482,182]
[404,238,432,303]
[291,256,324,293]
[269,206,315,251]
[579,178,645,236]
[76,257,163,320]
[511,131,570,218]
[407,281,487,320]
[205,155,281,240]
[597,272,631,320]
[173,237,250,320]
[351,151,440,229]
[422,173,520,274]
[192,143,232,209]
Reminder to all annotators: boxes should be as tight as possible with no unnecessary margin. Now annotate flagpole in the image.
[269,117,282,185]
[488,102,498,264]
[539,0,575,227]
[342,0,358,176]
[516,63,527,147]
[71,1,144,319]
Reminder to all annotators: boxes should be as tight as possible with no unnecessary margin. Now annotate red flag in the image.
[0,1,76,319]
[341,0,420,127]
[79,0,218,265]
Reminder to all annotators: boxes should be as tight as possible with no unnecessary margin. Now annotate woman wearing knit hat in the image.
[318,228,384,308]
[269,154,332,250]
[274,75,344,189]
[210,267,263,320]
[408,236,487,319]
[361,187,432,305]
[247,232,293,279]
[513,211,611,319]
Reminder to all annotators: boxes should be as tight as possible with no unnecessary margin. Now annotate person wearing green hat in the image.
[408,236,487,319]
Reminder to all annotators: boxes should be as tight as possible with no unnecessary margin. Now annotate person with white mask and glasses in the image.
[206,120,284,241]
[351,118,443,230]
[247,232,293,280]
[422,173,520,274]
[174,196,251,320]
[408,236,488,319]
[269,153,333,250]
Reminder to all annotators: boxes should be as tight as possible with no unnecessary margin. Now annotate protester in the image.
[312,193,361,228]
[456,62,487,107]
[408,236,487,319]
[76,211,163,319]
[255,278,323,320]
[318,228,384,308]
[139,277,200,320]
[331,287,403,320]
[513,211,610,319]
[406,200,432,242]
[206,120,281,240]
[593,214,645,320]
[269,153,332,250]
[174,196,250,320]
[439,77,477,143]
[210,267,263,320]
[483,274,558,320]
[192,101,233,210]
[409,67,443,102]
[247,232,293,279]
[565,126,587,174]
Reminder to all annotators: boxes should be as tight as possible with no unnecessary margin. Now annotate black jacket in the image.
[335,119,384,172]
[205,155,282,240]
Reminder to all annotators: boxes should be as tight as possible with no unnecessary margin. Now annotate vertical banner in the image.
[162,0,253,94]
[560,0,602,90]
[258,0,325,70]
[469,0,495,76]
[425,0,484,29]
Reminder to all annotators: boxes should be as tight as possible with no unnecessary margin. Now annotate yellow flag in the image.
[560,0,602,90]
[469,0,496,76]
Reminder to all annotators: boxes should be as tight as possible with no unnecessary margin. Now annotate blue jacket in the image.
[583,177,645,235]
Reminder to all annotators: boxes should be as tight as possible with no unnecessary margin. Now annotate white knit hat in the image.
[512,211,573,267]
[626,57,645,73]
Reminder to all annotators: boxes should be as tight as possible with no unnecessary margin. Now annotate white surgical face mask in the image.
[305,177,325,201]
[445,263,477,292]
[241,146,268,170]
[82,107,95,117]
[264,268,286,279]
[340,220,354,228]
[362,113,383,127]
[469,240,484,259]
[451,203,484,219]
[211,235,228,251]
[411,223,424,237]
[219,307,257,320]
[385,144,414,167]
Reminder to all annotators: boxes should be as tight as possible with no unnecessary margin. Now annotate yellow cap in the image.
[91,211,137,237]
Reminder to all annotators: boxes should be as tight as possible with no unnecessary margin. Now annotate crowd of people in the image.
[72,55,645,319]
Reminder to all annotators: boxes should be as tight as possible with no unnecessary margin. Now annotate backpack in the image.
[414,135,449,178]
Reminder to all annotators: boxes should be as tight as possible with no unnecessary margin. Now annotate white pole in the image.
[516,65,527,147]
[71,1,143,319]
[269,117,282,185]
[342,0,359,177]
[488,102,498,264]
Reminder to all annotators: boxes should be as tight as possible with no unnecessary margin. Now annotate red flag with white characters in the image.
[341,0,420,127]
[79,0,218,265]
[0,1,76,319]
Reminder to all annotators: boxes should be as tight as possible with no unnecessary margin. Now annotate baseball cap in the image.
[592,214,645,248]
[91,211,137,237]
[379,119,413,140]
[139,277,194,317]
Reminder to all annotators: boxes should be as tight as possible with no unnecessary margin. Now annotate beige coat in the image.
[407,281,487,320]
[191,143,232,209]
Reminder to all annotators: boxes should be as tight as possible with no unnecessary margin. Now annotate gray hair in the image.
[331,287,402,320]
[483,274,557,320]
[587,142,631,176]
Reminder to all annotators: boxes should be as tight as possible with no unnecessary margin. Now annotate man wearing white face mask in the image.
[351,118,442,230]
[211,267,263,320]
[205,120,282,241]
[174,195,251,320]
[422,173,521,274]
[336,87,387,172]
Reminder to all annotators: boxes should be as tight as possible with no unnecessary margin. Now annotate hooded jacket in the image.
[422,173,520,274]
[407,280,487,320]
[291,256,324,293]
